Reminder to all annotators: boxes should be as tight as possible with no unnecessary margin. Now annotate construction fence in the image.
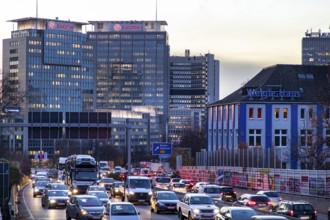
[177,166,330,199]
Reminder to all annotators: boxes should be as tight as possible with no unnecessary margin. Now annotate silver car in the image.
[87,190,110,206]
[103,202,140,220]
[66,195,104,220]
[41,190,69,209]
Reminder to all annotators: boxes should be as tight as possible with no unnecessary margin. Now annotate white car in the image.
[215,206,257,220]
[256,190,282,206]
[103,202,140,220]
[170,183,186,193]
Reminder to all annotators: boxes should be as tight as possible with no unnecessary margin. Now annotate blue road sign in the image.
[152,142,172,155]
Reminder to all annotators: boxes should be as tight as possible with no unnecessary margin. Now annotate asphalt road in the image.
[16,181,328,220]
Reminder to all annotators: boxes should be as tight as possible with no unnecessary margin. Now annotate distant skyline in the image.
[1,0,330,99]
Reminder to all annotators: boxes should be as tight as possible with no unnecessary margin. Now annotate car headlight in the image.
[148,191,152,195]
[72,189,78,194]
[193,209,200,214]
[129,191,135,195]
[49,199,56,204]
[81,209,88,215]
[34,188,39,192]
[100,183,105,187]
[67,191,72,195]
[214,208,220,214]
[158,202,165,206]
[115,189,119,192]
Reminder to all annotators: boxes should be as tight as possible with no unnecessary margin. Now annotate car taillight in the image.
[289,210,294,216]
[233,191,237,194]
[190,183,194,186]
[248,201,256,205]
[267,202,272,206]
[314,210,317,216]
[279,197,282,201]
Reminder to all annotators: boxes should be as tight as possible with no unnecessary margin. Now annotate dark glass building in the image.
[87,21,170,140]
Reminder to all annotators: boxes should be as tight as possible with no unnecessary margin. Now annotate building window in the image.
[300,108,305,119]
[283,108,288,119]
[308,108,314,120]
[274,129,287,147]
[324,107,329,119]
[249,108,253,119]
[300,129,313,147]
[326,129,330,147]
[274,108,280,119]
[249,129,261,147]
[257,108,262,119]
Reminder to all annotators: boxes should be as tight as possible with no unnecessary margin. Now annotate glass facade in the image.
[302,32,330,65]
[88,21,170,139]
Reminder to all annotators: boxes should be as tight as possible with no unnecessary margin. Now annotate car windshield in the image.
[190,196,213,204]
[263,192,279,197]
[78,197,102,206]
[111,204,137,216]
[293,204,314,211]
[156,177,170,183]
[101,178,114,183]
[231,209,257,219]
[89,191,108,198]
[36,181,48,186]
[48,191,66,196]
[221,187,234,193]
[204,187,222,193]
[129,179,150,189]
[157,193,178,200]
[52,184,67,190]
[114,182,124,187]
[89,186,105,191]
[173,183,185,188]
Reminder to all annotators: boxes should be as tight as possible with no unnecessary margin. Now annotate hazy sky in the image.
[1,0,330,99]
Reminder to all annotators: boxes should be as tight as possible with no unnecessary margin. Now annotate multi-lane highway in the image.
[19,181,328,220]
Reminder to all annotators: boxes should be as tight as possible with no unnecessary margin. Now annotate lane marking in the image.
[22,184,35,219]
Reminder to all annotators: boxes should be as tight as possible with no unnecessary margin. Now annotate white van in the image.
[119,176,152,204]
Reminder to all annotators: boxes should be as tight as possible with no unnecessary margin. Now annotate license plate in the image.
[58,203,65,205]
[203,213,213,217]
[168,206,175,209]
[138,199,145,202]
[225,195,231,198]
[258,204,266,206]
[300,216,310,220]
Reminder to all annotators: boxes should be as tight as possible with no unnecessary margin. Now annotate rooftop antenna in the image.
[36,0,38,29]
[155,0,158,21]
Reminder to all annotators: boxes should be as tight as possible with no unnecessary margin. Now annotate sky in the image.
[1,0,330,99]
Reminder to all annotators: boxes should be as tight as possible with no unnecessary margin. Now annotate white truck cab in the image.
[119,176,152,204]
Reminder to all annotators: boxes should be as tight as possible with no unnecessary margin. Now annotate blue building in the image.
[207,64,330,169]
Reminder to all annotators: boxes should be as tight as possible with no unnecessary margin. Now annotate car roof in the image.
[157,191,175,194]
[221,206,254,211]
[110,202,135,206]
[186,193,212,197]
[251,215,288,220]
[74,195,98,198]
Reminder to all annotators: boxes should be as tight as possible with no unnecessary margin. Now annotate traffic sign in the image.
[152,142,172,155]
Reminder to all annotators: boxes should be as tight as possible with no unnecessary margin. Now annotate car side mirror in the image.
[138,212,140,215]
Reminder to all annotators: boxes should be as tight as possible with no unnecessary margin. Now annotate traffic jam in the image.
[29,155,323,220]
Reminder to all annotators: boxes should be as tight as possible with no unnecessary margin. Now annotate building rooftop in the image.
[210,64,330,106]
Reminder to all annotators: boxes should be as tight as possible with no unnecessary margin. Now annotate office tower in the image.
[87,21,170,140]
[169,50,220,137]
[302,29,330,65]
[1,17,99,157]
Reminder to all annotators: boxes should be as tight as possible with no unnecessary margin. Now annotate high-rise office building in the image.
[3,17,95,113]
[87,21,170,140]
[302,29,330,65]
[169,50,220,137]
